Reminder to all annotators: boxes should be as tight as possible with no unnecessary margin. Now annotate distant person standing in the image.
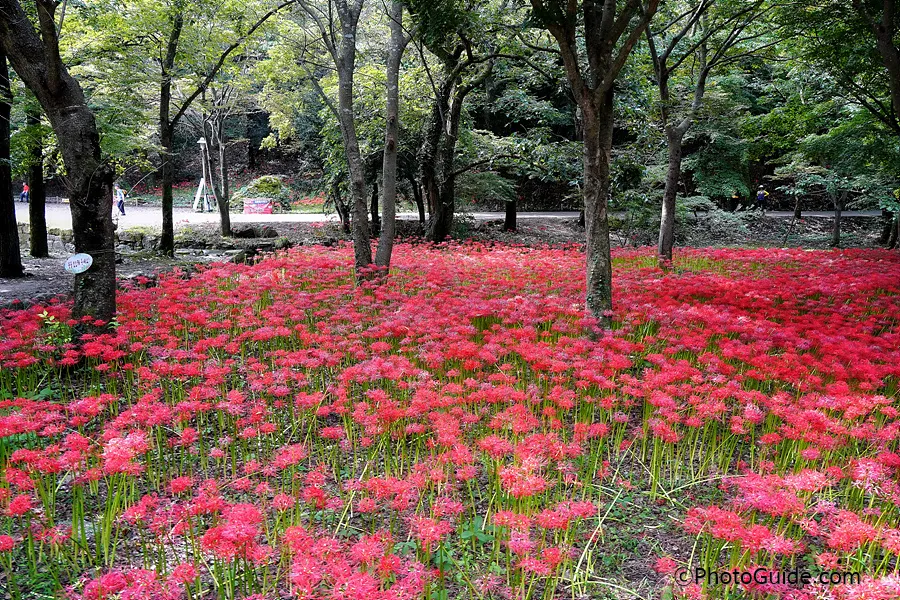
[20,183,29,203]
[756,185,769,214]
[114,183,126,216]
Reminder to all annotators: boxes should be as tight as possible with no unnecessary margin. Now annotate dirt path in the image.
[0,255,205,310]
[14,202,586,230]
[15,202,882,231]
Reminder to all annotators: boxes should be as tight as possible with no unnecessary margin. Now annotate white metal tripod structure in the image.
[193,137,217,213]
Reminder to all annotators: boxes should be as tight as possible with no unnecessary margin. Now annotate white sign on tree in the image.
[64,253,93,274]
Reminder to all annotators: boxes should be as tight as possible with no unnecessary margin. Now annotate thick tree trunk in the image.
[423,176,441,238]
[530,0,657,329]
[504,199,516,231]
[869,6,900,134]
[0,0,116,327]
[417,67,456,242]
[0,53,21,278]
[26,107,47,258]
[375,0,403,269]
[344,123,371,269]
[430,186,455,241]
[428,78,474,242]
[657,128,684,264]
[581,91,615,328]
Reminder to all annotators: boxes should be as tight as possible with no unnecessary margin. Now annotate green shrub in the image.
[232,175,292,212]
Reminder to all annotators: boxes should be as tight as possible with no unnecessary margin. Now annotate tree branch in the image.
[171,0,298,128]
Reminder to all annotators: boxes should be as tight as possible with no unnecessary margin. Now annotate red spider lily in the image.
[0,244,898,599]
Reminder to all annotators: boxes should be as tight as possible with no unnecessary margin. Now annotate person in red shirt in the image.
[20,183,29,203]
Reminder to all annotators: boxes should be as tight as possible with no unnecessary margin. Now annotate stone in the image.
[142,235,160,251]
[234,227,259,239]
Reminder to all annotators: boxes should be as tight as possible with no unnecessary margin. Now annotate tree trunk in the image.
[210,119,231,237]
[158,11,183,257]
[375,0,403,269]
[159,119,175,255]
[869,5,900,136]
[334,17,371,271]
[419,95,446,240]
[530,0,658,329]
[657,127,684,264]
[409,176,425,223]
[247,111,264,170]
[428,75,476,242]
[581,91,615,328]
[0,52,21,278]
[333,181,351,234]
[370,181,380,235]
[345,132,371,269]
[0,0,116,328]
[504,198,516,231]
[793,196,802,220]
[217,140,231,236]
[417,65,457,242]
[889,213,899,249]
[430,185,454,241]
[831,191,846,247]
[879,209,891,244]
[26,107,47,258]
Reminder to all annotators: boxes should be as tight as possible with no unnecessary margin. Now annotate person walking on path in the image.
[114,183,126,216]
[756,185,769,215]
[20,183,29,203]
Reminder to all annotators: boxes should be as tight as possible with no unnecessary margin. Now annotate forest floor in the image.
[1,212,891,310]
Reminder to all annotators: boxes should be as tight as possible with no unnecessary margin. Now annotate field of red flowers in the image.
[1,243,899,600]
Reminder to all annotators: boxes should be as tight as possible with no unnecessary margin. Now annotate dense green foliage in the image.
[6,0,900,226]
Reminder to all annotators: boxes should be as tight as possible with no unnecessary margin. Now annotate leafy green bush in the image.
[677,195,718,216]
[610,191,753,247]
[609,189,659,246]
[676,197,752,245]
[450,212,477,239]
[232,175,292,212]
